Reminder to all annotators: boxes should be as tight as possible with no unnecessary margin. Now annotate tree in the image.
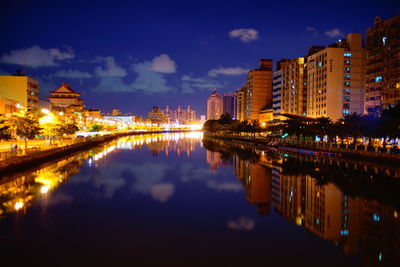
[59,122,79,136]
[380,102,400,141]
[249,120,262,138]
[89,124,103,132]
[342,113,364,146]
[0,117,12,140]
[40,123,63,140]
[313,117,333,141]
[9,110,40,148]
[362,113,380,147]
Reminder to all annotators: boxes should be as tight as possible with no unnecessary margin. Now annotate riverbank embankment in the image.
[203,133,400,164]
[0,130,195,175]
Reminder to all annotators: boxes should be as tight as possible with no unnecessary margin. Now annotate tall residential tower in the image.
[306,33,365,121]
[207,90,223,120]
[365,15,400,112]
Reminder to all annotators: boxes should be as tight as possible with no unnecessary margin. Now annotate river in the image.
[0,132,399,266]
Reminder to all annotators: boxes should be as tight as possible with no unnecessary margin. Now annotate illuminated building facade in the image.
[282,57,307,116]
[163,105,196,124]
[48,82,84,113]
[306,33,366,120]
[146,106,169,123]
[243,59,273,120]
[207,90,222,120]
[272,60,289,120]
[234,88,245,121]
[0,72,39,112]
[365,15,400,112]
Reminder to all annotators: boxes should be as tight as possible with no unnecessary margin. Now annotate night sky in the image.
[0,0,398,117]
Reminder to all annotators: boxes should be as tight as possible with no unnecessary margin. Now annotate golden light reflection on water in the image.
[0,132,202,219]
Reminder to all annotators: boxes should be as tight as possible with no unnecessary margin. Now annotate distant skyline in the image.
[0,0,398,116]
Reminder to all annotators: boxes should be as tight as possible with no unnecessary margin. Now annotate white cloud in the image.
[92,61,174,94]
[92,77,131,92]
[53,69,92,79]
[95,56,127,77]
[0,45,75,68]
[325,28,344,38]
[150,183,175,203]
[181,74,208,83]
[48,48,75,60]
[180,74,223,94]
[151,54,176,73]
[92,55,176,94]
[229,28,259,43]
[131,61,174,93]
[306,26,319,37]
[227,216,255,231]
[208,67,248,77]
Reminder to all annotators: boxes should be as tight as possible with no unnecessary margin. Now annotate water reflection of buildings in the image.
[118,132,202,157]
[0,156,83,217]
[232,155,270,215]
[273,159,399,265]
[205,144,400,265]
[0,132,203,220]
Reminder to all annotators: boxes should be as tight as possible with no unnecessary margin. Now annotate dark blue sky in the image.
[0,0,398,116]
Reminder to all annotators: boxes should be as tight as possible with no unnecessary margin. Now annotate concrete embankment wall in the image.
[0,130,195,175]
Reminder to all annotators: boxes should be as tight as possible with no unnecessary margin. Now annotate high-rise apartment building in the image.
[243,59,273,120]
[207,90,222,120]
[365,15,400,112]
[0,72,39,112]
[306,33,365,121]
[234,88,245,121]
[223,93,235,117]
[282,58,307,116]
[272,60,289,119]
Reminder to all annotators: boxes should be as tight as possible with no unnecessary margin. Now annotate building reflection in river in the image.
[204,139,400,266]
[0,132,203,220]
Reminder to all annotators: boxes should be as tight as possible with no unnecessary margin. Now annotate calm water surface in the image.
[0,132,399,266]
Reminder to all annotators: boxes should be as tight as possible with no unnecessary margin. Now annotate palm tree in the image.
[313,117,333,141]
[343,113,364,146]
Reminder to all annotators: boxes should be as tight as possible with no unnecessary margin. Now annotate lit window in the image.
[340,230,349,236]
[382,36,387,46]
[375,76,383,82]
[344,52,352,57]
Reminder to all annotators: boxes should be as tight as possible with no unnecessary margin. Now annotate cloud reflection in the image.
[227,216,255,231]
[207,181,243,192]
[46,193,73,206]
[150,183,175,203]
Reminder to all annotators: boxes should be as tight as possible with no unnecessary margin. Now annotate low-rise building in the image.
[0,72,39,112]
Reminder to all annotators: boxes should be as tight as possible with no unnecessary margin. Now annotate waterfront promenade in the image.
[0,130,196,174]
[204,133,400,164]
